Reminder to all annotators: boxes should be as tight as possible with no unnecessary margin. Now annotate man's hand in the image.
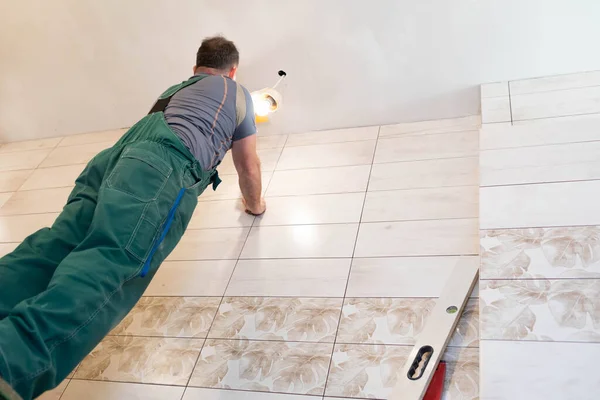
[243,197,266,216]
[232,135,264,215]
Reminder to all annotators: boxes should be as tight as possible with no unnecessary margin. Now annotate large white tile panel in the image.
[480,117,600,150]
[168,228,249,260]
[480,340,600,400]
[512,85,600,121]
[347,256,480,297]
[374,130,478,164]
[36,379,70,400]
[276,140,376,170]
[0,137,62,153]
[40,141,114,168]
[354,218,479,257]
[20,164,84,191]
[60,380,184,400]
[481,96,512,124]
[0,149,51,172]
[480,180,600,229]
[188,199,254,229]
[145,260,237,296]
[0,213,58,242]
[286,126,379,146]
[0,193,11,210]
[267,165,371,196]
[199,172,272,202]
[217,148,282,175]
[258,193,364,226]
[0,243,18,258]
[368,157,478,191]
[362,186,478,222]
[510,70,600,95]
[379,116,480,137]
[184,388,315,400]
[481,82,509,98]
[0,170,33,193]
[59,129,126,147]
[241,224,359,259]
[481,141,600,186]
[226,258,351,297]
[257,134,287,150]
[0,187,71,216]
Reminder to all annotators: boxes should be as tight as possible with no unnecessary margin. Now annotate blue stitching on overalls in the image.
[139,187,186,277]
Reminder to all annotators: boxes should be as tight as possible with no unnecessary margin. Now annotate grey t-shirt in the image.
[164,74,256,170]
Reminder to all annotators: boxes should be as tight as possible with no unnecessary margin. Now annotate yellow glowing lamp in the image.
[251,70,286,124]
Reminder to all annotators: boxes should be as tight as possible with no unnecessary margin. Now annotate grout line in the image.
[284,137,378,148]
[378,127,481,140]
[57,378,72,400]
[480,276,600,282]
[481,177,600,189]
[480,138,600,152]
[480,337,600,346]
[508,81,514,123]
[513,110,600,124]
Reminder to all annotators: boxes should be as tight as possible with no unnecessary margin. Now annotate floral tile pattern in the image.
[189,339,333,395]
[480,278,600,342]
[208,297,343,342]
[325,344,478,400]
[110,297,220,338]
[481,227,600,279]
[336,298,479,347]
[74,336,203,385]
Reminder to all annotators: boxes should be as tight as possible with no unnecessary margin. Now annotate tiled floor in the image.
[0,120,481,399]
[480,71,600,399]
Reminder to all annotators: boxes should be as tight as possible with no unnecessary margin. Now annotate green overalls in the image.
[0,75,220,400]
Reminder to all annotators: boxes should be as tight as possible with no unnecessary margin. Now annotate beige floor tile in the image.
[189,199,254,229]
[481,96,512,124]
[0,149,52,172]
[74,336,203,385]
[226,258,351,297]
[199,172,272,202]
[0,192,12,209]
[39,141,114,168]
[286,126,378,147]
[61,380,184,400]
[0,187,71,216]
[481,278,600,343]
[480,340,600,400]
[20,164,84,191]
[512,85,600,121]
[336,297,478,347]
[379,116,480,138]
[208,297,343,342]
[183,388,315,400]
[241,224,358,259]
[481,82,509,98]
[145,260,236,296]
[217,148,282,175]
[276,140,376,171]
[35,379,69,400]
[362,186,478,222]
[354,219,479,258]
[481,227,600,279]
[111,297,220,338]
[346,256,480,298]
[0,213,58,242]
[480,180,600,229]
[374,130,478,164]
[325,344,478,399]
[257,134,288,150]
[189,339,332,395]
[267,165,371,196]
[58,129,126,147]
[0,169,33,192]
[0,242,18,258]
[168,228,249,261]
[257,192,364,226]
[0,137,62,154]
[480,141,600,186]
[510,70,600,95]
[368,157,478,191]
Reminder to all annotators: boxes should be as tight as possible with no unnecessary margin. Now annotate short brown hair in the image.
[196,36,239,70]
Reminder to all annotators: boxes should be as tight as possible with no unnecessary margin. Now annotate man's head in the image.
[194,36,239,80]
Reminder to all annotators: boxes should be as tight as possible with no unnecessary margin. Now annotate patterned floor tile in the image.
[208,297,343,342]
[189,339,332,395]
[74,336,203,385]
[111,297,221,338]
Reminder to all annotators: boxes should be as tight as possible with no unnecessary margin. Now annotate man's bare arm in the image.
[231,135,266,215]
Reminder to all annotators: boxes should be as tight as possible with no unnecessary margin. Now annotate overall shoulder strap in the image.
[148,75,206,114]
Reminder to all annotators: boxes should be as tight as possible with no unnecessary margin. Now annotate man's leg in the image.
[0,152,109,319]
[0,143,200,399]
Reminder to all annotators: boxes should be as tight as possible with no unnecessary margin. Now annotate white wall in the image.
[1,0,599,142]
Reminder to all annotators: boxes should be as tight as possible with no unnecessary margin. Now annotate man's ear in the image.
[192,65,198,74]
[228,66,238,80]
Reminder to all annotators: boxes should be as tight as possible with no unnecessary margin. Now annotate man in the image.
[0,36,265,400]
